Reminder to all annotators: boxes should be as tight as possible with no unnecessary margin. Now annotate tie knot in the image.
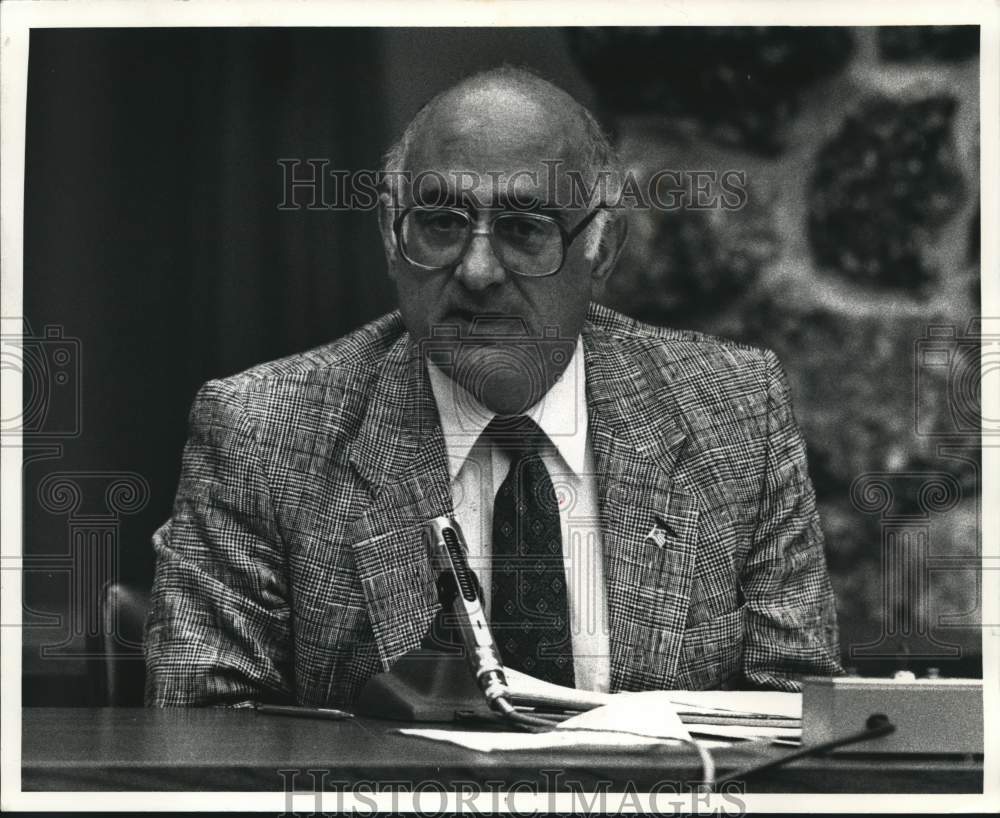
[484,414,549,457]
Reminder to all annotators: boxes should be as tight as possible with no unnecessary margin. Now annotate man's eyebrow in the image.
[472,191,577,221]
[408,179,571,219]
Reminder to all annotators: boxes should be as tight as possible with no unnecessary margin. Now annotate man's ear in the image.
[378,192,400,277]
[590,212,629,292]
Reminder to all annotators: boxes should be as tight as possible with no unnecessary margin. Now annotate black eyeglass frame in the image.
[391,206,604,278]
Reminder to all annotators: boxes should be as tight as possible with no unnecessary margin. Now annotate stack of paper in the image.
[504,668,802,742]
[399,671,802,752]
[667,693,800,741]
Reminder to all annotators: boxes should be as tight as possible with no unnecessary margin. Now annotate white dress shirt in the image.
[426,338,611,691]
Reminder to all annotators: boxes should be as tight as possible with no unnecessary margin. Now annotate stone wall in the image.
[569,27,982,673]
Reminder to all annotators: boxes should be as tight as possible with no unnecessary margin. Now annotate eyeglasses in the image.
[392,206,602,278]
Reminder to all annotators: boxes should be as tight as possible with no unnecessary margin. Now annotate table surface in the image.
[21,708,984,793]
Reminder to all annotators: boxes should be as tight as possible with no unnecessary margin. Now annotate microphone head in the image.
[425,516,480,603]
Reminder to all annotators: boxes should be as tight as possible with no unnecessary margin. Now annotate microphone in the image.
[424,516,510,711]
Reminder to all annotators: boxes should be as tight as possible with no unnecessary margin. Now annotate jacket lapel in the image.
[582,311,701,692]
[347,338,453,670]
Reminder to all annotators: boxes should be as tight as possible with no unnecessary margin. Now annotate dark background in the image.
[20,27,982,704]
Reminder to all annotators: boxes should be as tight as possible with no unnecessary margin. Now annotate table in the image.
[21,708,983,793]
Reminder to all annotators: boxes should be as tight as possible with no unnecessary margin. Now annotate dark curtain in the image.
[22,29,395,702]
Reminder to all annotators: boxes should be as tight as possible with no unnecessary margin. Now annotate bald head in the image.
[412,81,568,172]
[383,66,618,206]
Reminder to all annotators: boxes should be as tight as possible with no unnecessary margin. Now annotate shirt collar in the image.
[427,336,589,480]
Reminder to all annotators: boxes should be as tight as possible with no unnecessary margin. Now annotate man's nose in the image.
[453,231,506,291]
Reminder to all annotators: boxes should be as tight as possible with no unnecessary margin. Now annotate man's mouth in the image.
[446,307,479,324]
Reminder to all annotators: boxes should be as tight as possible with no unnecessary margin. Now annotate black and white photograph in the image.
[1,1,996,813]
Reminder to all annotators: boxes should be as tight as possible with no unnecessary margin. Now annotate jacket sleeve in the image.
[741,349,844,691]
[144,378,295,706]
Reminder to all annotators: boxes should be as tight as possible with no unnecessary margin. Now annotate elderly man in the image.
[145,66,842,707]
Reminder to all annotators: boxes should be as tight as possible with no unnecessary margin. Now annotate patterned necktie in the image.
[486,415,575,687]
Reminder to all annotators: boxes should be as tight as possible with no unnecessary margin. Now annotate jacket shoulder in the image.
[221,310,406,386]
[587,302,776,387]
[189,310,406,437]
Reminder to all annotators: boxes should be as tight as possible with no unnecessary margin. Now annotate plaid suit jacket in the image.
[145,302,842,707]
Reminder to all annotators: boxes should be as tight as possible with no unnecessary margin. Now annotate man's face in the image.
[383,86,612,415]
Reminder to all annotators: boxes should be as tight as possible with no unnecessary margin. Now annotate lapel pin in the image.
[646,524,668,548]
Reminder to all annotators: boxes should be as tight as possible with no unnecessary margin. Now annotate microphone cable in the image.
[712,713,896,790]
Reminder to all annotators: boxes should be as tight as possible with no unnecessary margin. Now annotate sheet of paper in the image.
[398,728,675,753]
[668,691,801,720]
[556,690,691,740]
